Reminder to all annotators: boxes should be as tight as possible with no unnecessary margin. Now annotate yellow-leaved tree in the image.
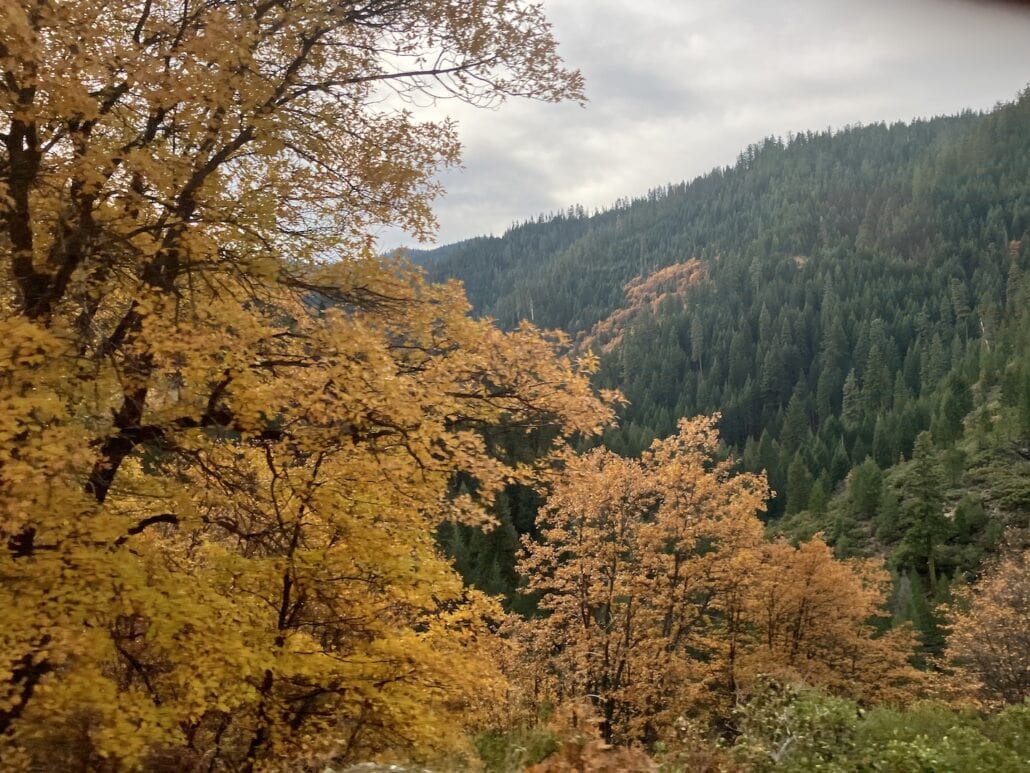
[730,536,921,706]
[0,1,612,769]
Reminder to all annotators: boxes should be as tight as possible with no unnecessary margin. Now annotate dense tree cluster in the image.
[511,418,919,748]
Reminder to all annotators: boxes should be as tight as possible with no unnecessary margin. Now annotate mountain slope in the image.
[425,91,1030,647]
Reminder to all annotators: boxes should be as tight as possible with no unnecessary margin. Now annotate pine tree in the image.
[863,342,892,412]
[786,453,814,514]
[872,415,896,468]
[781,384,810,453]
[690,313,705,376]
[875,487,904,543]
[848,458,883,520]
[816,366,841,422]
[830,440,851,484]
[932,374,972,445]
[842,369,863,427]
[808,475,832,515]
[899,433,947,592]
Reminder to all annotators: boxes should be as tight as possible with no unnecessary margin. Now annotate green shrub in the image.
[474,726,560,772]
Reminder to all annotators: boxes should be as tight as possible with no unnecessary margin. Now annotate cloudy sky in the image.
[380,0,1030,249]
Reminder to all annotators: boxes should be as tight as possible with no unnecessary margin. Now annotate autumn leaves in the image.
[511,417,919,746]
[1,0,602,767]
[2,1,1021,769]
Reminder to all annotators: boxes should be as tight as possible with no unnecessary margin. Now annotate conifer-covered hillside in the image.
[425,92,1030,652]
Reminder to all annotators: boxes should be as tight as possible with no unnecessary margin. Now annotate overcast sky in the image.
[379,0,1030,249]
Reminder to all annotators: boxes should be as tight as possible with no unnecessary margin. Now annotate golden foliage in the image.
[512,416,767,744]
[0,1,605,768]
[941,549,1030,708]
[581,259,706,353]
[731,537,922,706]
[513,417,919,748]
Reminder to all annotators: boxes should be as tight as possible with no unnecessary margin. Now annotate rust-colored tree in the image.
[942,549,1030,707]
[514,449,659,742]
[514,417,767,745]
[515,417,919,749]
[733,537,921,706]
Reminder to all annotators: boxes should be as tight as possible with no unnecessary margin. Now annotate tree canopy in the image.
[512,417,918,748]
[0,1,609,768]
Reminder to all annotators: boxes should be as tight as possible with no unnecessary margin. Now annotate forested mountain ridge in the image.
[426,91,1030,653]
[425,96,1025,334]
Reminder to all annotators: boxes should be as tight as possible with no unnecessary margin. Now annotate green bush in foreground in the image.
[732,683,1029,772]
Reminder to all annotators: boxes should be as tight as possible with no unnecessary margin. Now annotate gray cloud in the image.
[379,0,1030,249]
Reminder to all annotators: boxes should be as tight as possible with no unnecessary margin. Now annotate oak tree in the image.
[0,1,607,768]
[514,416,768,745]
[734,536,920,706]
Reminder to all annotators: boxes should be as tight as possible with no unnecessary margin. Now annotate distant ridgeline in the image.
[424,91,1030,649]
